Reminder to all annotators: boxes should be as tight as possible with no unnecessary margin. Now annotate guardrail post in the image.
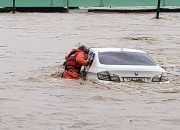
[67,0,69,13]
[12,0,16,13]
[156,0,161,19]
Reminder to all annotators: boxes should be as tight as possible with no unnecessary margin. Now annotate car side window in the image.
[87,50,95,66]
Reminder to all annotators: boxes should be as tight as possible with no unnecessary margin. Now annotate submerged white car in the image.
[85,48,169,83]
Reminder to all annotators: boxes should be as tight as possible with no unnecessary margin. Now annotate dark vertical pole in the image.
[13,0,15,13]
[67,0,69,13]
[156,0,161,19]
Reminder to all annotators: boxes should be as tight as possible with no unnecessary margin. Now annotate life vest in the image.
[65,51,80,70]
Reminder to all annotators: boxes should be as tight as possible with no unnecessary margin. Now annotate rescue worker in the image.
[61,45,90,79]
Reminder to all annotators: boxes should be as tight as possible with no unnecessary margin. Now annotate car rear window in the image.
[98,51,157,65]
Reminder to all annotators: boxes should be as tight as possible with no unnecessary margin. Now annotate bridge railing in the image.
[0,0,180,8]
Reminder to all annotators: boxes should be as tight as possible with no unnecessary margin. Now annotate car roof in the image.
[90,48,147,53]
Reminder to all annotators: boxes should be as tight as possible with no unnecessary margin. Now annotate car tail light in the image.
[160,72,168,82]
[152,74,161,82]
[152,72,168,82]
[97,71,120,82]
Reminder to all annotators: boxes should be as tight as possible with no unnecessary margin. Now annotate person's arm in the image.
[76,51,88,65]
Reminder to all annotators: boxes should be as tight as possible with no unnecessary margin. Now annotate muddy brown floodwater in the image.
[0,12,180,130]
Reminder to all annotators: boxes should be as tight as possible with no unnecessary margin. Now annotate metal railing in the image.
[0,0,180,8]
[0,0,180,18]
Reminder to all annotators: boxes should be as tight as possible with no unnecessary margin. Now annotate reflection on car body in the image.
[84,48,169,83]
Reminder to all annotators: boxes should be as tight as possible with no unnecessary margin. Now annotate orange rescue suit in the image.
[61,48,88,79]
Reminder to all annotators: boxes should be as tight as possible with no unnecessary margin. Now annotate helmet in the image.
[78,45,89,54]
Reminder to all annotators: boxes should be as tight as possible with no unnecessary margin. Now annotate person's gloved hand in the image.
[63,61,66,66]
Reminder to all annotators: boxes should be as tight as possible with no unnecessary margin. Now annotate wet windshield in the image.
[98,51,157,65]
